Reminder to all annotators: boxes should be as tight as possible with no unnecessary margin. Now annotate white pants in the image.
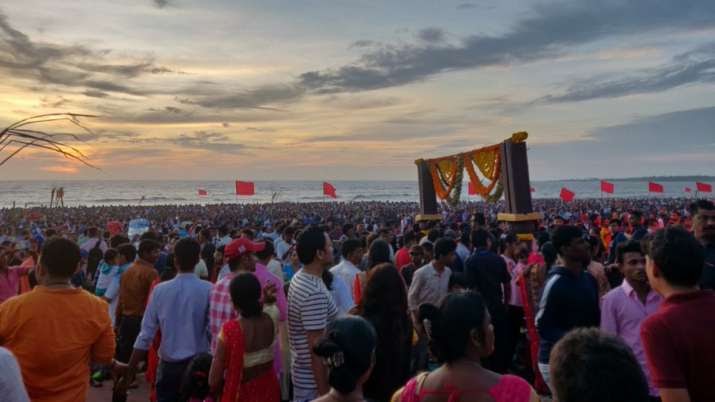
[538,362,552,393]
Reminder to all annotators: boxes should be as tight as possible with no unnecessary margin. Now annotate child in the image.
[94,248,119,297]
[209,273,280,402]
[179,353,214,402]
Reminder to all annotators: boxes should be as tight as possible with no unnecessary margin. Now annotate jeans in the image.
[156,359,191,402]
[116,315,143,363]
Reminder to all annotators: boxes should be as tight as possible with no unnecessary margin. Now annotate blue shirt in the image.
[133,273,212,362]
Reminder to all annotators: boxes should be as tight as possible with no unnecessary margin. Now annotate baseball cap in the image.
[224,238,265,262]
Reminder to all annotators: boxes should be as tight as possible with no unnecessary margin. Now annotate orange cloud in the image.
[41,165,80,174]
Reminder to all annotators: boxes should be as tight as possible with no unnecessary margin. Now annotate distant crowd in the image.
[0,197,713,402]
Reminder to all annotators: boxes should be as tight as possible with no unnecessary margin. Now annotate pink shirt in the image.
[0,266,31,304]
[601,280,662,396]
[502,256,524,307]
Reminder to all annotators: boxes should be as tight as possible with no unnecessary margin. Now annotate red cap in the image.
[224,238,265,262]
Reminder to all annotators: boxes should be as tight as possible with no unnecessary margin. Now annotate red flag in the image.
[600,180,614,194]
[696,182,712,193]
[197,188,208,197]
[323,182,337,199]
[648,182,664,193]
[235,181,255,196]
[560,187,575,203]
[468,182,477,195]
[685,187,692,193]
[530,187,535,193]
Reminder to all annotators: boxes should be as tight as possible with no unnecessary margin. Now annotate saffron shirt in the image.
[0,286,115,402]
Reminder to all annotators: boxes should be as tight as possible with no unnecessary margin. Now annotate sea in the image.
[0,179,710,208]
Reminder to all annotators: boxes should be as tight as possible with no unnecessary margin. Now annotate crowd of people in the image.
[0,196,713,402]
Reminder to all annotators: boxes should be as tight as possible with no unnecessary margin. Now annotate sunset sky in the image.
[1,0,714,180]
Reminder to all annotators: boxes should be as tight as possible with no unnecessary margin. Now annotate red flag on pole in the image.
[685,187,692,193]
[468,182,477,195]
[696,182,712,193]
[235,181,255,196]
[648,182,664,193]
[323,182,337,199]
[560,187,575,203]
[600,180,614,194]
[197,188,208,197]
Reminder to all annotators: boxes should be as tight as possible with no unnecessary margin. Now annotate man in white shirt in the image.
[274,226,296,263]
[329,239,364,307]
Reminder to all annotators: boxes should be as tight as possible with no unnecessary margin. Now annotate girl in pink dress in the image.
[392,291,540,402]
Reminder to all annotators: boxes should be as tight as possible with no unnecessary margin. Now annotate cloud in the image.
[0,12,173,96]
[153,0,170,9]
[181,84,305,109]
[298,1,715,93]
[83,90,109,98]
[41,165,79,174]
[456,3,478,10]
[537,43,715,103]
[529,105,715,178]
[417,28,445,43]
[170,131,246,153]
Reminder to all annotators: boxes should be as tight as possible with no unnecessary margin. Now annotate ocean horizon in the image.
[0,178,711,208]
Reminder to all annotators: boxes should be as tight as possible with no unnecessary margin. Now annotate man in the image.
[0,237,115,402]
[550,328,650,402]
[103,243,136,327]
[329,238,363,310]
[257,240,284,281]
[275,226,296,263]
[288,226,337,401]
[115,239,160,363]
[630,210,648,241]
[378,228,395,262]
[408,238,455,322]
[641,227,715,402]
[395,231,416,270]
[198,228,216,281]
[689,200,715,290]
[209,237,268,352]
[601,240,662,400]
[115,238,212,401]
[536,225,600,388]
[465,229,512,373]
[400,244,426,287]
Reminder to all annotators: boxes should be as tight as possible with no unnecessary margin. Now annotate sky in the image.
[1,0,714,181]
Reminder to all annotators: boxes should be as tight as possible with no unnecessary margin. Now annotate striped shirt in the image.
[287,269,337,394]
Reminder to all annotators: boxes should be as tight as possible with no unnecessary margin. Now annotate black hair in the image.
[421,241,434,255]
[689,199,715,216]
[473,212,486,226]
[419,291,488,363]
[550,328,649,402]
[229,272,262,318]
[255,239,274,260]
[117,243,137,263]
[103,248,119,262]
[368,239,391,268]
[138,239,161,258]
[200,228,211,240]
[433,238,457,260]
[179,352,213,402]
[40,237,81,278]
[616,240,643,264]
[499,233,518,254]
[341,239,363,259]
[427,228,441,243]
[646,227,704,287]
[551,225,584,256]
[296,226,327,265]
[342,223,354,234]
[110,234,130,249]
[173,238,200,271]
[313,316,377,395]
[140,231,161,242]
[448,272,468,290]
[470,229,490,249]
[403,231,417,245]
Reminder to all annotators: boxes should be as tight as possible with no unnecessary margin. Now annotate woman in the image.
[393,291,539,402]
[353,263,412,402]
[353,239,391,305]
[209,273,280,402]
[312,317,377,402]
